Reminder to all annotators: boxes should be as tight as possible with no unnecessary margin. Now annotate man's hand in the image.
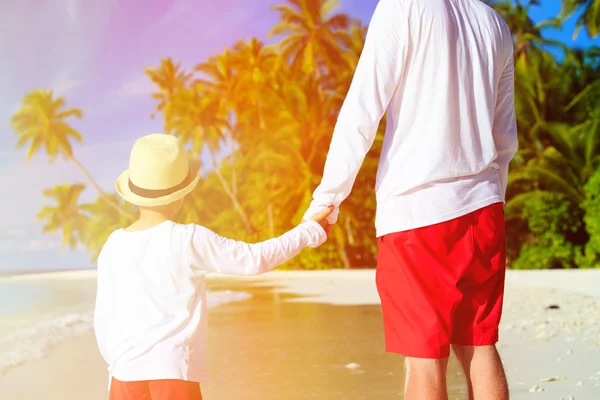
[309,205,334,234]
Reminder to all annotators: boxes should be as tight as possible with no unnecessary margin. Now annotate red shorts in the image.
[376,203,506,359]
[110,377,203,400]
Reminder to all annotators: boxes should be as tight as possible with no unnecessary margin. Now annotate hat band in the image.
[128,171,193,199]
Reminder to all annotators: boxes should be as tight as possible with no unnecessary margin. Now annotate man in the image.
[303,0,518,399]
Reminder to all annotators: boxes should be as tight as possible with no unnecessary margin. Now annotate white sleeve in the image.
[93,253,112,366]
[302,0,406,224]
[186,221,327,275]
[492,46,519,199]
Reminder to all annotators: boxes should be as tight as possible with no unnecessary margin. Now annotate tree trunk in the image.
[69,155,133,218]
[334,228,352,269]
[209,149,253,234]
[258,101,266,131]
[227,120,237,197]
[230,136,237,197]
[345,217,355,246]
[267,203,274,238]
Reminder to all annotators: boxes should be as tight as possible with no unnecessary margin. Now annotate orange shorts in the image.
[109,377,203,400]
[376,203,506,358]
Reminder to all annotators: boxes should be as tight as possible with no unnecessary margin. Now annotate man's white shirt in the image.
[303,0,518,236]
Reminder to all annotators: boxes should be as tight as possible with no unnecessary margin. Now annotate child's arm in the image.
[186,207,333,275]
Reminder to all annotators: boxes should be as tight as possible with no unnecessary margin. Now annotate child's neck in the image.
[124,209,173,232]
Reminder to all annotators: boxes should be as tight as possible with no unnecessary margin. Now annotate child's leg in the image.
[148,380,202,400]
[110,378,152,400]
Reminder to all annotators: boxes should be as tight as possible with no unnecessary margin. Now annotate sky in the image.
[0,0,596,272]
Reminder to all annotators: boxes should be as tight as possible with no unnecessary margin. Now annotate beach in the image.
[0,270,599,399]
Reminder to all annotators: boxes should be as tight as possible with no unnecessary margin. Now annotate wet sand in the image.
[202,280,466,399]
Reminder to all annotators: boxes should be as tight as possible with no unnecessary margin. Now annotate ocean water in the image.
[0,271,252,376]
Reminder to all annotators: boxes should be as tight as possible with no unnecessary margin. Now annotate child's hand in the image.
[309,206,335,234]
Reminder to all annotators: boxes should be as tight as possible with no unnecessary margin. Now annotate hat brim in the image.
[115,158,201,207]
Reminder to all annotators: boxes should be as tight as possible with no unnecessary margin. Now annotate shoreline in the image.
[2,266,599,279]
[3,268,599,313]
[0,268,97,281]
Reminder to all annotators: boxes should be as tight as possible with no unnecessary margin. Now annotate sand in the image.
[1,269,599,399]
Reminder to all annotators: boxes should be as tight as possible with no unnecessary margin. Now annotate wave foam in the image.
[0,290,251,375]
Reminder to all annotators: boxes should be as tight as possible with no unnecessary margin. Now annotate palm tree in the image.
[82,194,136,260]
[269,0,350,77]
[237,136,307,228]
[147,58,254,232]
[175,188,205,225]
[322,19,366,99]
[195,51,243,196]
[194,49,285,236]
[560,0,600,38]
[195,51,240,113]
[155,81,254,235]
[162,85,227,152]
[37,183,90,250]
[562,46,600,117]
[261,77,354,267]
[507,101,600,217]
[231,38,279,129]
[241,75,337,223]
[146,57,193,119]
[489,0,566,70]
[511,49,564,159]
[229,39,290,238]
[508,44,600,183]
[183,172,253,239]
[11,90,130,217]
[340,19,367,62]
[12,90,82,162]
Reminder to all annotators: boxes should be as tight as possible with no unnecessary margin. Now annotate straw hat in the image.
[115,133,201,207]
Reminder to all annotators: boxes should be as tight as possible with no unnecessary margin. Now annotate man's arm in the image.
[492,44,519,199]
[302,0,406,224]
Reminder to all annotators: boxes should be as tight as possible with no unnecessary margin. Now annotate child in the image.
[94,133,333,400]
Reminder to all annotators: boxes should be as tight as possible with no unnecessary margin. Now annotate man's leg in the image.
[376,220,472,400]
[452,345,508,400]
[451,203,508,400]
[404,357,449,400]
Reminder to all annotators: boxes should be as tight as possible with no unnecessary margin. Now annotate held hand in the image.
[309,206,335,233]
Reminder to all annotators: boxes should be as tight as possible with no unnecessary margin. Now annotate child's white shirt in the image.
[94,220,326,389]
